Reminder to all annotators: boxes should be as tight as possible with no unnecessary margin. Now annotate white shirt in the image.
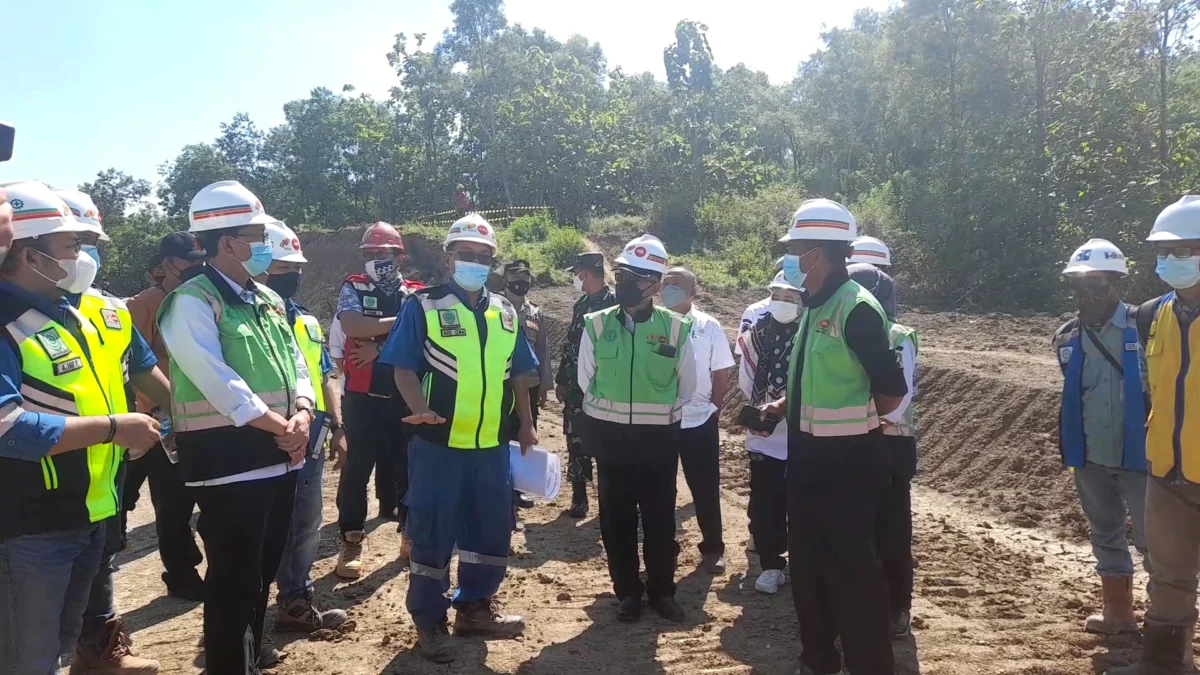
[328,316,346,360]
[680,307,736,429]
[882,337,916,426]
[160,267,312,487]
[740,297,771,335]
[736,321,789,461]
[577,310,697,417]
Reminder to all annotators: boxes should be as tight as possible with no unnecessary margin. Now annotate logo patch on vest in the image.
[1059,346,1074,364]
[363,296,378,309]
[53,357,83,376]
[501,309,516,333]
[100,308,122,330]
[438,309,466,337]
[305,323,323,343]
[603,330,617,342]
[35,328,71,360]
[1125,342,1138,352]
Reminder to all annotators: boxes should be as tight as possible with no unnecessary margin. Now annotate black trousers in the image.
[597,457,679,600]
[749,453,788,571]
[122,445,202,585]
[789,440,893,675]
[338,393,408,533]
[196,472,296,675]
[679,414,724,556]
[878,435,916,613]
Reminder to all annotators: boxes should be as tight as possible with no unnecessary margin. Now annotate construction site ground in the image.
[109,230,1168,674]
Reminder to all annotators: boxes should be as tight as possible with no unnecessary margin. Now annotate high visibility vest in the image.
[158,271,299,432]
[77,288,135,408]
[581,305,691,426]
[3,305,123,534]
[416,286,519,449]
[342,275,425,396]
[786,279,885,437]
[884,323,919,438]
[292,311,326,413]
[1145,294,1200,482]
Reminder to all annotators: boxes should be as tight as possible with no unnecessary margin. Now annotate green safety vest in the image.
[8,305,123,522]
[292,312,326,413]
[158,273,300,432]
[884,323,918,438]
[582,305,691,425]
[787,279,887,437]
[419,287,520,449]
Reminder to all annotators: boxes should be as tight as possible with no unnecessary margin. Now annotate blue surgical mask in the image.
[242,242,273,277]
[660,284,688,310]
[81,244,101,269]
[453,260,492,292]
[1156,254,1200,290]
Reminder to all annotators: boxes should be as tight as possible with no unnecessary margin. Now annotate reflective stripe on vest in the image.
[6,307,121,521]
[884,323,919,438]
[581,306,689,426]
[293,314,326,412]
[1145,295,1200,482]
[420,292,519,449]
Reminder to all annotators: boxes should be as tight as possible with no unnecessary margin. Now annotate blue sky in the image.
[3,0,891,193]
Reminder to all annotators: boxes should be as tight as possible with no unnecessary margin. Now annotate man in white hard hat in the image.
[0,181,162,674]
[757,199,907,675]
[847,236,898,322]
[251,222,349,642]
[380,213,538,662]
[1051,239,1150,642]
[579,234,696,623]
[661,266,734,575]
[1109,196,1200,675]
[158,180,315,673]
[737,272,802,595]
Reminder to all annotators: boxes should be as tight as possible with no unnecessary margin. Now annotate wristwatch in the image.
[330,423,346,432]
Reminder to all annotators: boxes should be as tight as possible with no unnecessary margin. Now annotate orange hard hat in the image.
[360,222,404,250]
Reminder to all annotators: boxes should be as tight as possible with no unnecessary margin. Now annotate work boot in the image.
[336,531,365,579]
[275,595,348,633]
[453,598,526,638]
[617,596,642,623]
[648,595,686,623]
[702,553,726,575]
[162,571,204,602]
[891,610,912,640]
[567,482,588,518]
[417,619,457,663]
[516,492,536,509]
[1086,576,1139,635]
[1106,623,1190,675]
[70,617,160,674]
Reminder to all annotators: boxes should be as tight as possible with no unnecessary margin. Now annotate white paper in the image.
[508,443,562,500]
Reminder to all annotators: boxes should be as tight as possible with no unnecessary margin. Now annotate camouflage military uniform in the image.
[555,285,617,485]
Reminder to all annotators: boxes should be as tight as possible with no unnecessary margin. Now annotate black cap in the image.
[146,252,164,272]
[567,252,605,273]
[504,259,532,274]
[159,232,207,262]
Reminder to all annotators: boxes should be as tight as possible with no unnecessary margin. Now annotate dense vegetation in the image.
[82,0,1200,307]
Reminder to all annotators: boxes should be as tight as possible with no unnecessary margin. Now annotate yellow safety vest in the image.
[1145,296,1200,482]
[77,288,134,409]
[292,312,326,412]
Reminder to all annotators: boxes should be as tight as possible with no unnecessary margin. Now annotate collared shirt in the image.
[576,307,697,411]
[380,281,538,378]
[159,267,313,487]
[1079,303,1132,467]
[679,306,736,429]
[0,282,157,461]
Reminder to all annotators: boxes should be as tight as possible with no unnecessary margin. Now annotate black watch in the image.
[330,423,346,432]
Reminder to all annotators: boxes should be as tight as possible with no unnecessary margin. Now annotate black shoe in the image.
[163,571,204,602]
[567,482,588,518]
[616,596,642,623]
[890,610,911,640]
[378,503,399,521]
[515,492,535,509]
[648,596,685,623]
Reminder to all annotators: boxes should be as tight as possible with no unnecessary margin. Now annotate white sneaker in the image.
[756,569,788,594]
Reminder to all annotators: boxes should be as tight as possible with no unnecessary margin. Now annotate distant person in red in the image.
[455,184,473,215]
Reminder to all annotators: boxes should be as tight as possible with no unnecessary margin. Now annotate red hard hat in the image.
[360,222,404,250]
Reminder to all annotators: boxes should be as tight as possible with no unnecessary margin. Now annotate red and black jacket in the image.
[341,274,425,397]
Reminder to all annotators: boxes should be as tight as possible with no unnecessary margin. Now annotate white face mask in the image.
[573,273,585,293]
[768,300,800,324]
[32,248,99,294]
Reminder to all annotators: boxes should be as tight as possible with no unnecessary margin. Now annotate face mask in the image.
[32,248,99,294]
[783,249,818,290]
[266,271,302,299]
[81,244,101,269]
[1157,255,1200,290]
[573,273,586,293]
[453,260,492,291]
[769,300,800,323]
[366,258,398,283]
[660,284,688,309]
[238,241,273,277]
[616,278,648,308]
[507,280,530,297]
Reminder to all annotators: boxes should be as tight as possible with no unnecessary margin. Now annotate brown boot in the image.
[335,531,365,579]
[1086,576,1139,635]
[1106,622,1189,675]
[69,617,160,675]
[453,598,526,638]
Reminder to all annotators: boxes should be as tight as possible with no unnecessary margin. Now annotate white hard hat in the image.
[848,236,890,266]
[188,180,275,233]
[444,213,497,251]
[767,270,801,292]
[266,221,307,263]
[54,188,109,242]
[1,181,89,241]
[779,198,858,243]
[1062,238,1128,276]
[615,234,669,275]
[1148,195,1200,242]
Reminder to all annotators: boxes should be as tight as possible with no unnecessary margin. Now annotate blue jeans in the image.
[0,524,106,675]
[1074,462,1151,577]
[275,451,326,604]
[404,437,513,630]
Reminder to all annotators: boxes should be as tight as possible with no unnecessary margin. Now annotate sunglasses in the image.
[1156,246,1197,260]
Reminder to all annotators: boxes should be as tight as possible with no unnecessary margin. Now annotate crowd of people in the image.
[0,176,1199,675]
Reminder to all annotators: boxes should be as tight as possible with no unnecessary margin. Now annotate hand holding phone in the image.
[738,404,781,434]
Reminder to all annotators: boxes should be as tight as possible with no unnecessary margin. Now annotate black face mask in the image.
[266,271,302,299]
[616,279,647,308]
[507,280,531,297]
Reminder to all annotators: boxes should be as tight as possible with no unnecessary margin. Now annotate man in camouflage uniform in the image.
[555,252,617,518]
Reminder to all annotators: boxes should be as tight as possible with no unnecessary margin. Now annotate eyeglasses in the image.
[1156,246,1197,259]
[364,249,404,261]
[451,251,495,267]
[614,270,655,287]
[233,233,269,245]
